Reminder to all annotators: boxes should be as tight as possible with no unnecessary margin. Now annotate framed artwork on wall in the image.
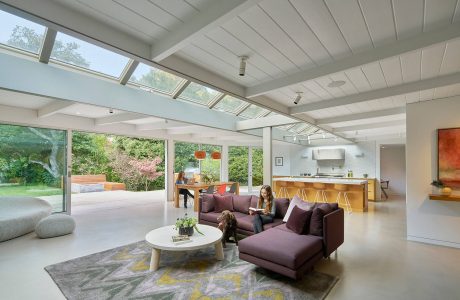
[275,157,283,166]
[438,127,460,188]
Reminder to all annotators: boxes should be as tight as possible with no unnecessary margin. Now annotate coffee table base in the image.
[149,241,224,271]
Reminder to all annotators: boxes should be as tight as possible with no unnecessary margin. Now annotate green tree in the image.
[7,25,89,67]
[252,148,263,186]
[71,132,110,177]
[174,142,199,173]
[228,146,249,185]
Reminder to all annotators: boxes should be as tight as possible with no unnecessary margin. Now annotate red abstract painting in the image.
[438,128,460,188]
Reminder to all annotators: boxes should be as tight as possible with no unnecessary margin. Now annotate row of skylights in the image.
[0,8,326,140]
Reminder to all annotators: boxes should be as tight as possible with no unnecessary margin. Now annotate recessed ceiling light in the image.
[76,111,81,115]
[327,80,346,88]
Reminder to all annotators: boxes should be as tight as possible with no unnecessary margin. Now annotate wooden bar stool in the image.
[313,182,328,203]
[277,181,290,199]
[334,184,352,214]
[293,181,308,201]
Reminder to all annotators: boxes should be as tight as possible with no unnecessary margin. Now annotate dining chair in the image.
[227,182,238,194]
[217,184,227,195]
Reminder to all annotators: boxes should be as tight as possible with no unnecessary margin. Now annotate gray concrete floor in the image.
[1,191,459,300]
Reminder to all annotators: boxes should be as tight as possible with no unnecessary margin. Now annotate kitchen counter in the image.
[272,176,368,212]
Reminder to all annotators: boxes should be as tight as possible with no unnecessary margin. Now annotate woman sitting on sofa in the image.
[250,185,276,233]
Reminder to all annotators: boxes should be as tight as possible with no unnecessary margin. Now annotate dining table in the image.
[175,181,239,212]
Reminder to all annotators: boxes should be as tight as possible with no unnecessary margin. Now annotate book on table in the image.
[171,235,192,244]
[249,207,265,214]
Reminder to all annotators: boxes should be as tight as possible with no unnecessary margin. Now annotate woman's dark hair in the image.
[258,185,274,213]
[177,171,185,181]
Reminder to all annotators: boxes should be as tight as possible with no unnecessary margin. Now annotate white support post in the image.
[166,139,175,202]
[221,144,228,182]
[248,146,253,193]
[65,129,72,214]
[263,127,272,186]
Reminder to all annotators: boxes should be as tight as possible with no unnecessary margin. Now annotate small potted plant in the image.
[174,213,204,236]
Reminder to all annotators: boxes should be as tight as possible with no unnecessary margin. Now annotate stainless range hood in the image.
[312,148,345,160]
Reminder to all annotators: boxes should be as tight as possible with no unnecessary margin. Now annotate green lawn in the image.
[0,184,63,197]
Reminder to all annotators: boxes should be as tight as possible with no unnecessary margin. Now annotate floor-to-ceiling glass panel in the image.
[229,146,249,186]
[201,144,221,182]
[174,142,199,178]
[252,147,263,191]
[0,124,67,212]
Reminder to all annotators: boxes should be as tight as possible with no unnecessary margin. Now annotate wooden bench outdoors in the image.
[71,174,126,191]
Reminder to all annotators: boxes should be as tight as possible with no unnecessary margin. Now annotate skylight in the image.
[179,82,221,106]
[0,10,46,54]
[290,123,309,133]
[239,104,268,119]
[129,63,185,94]
[213,95,246,113]
[50,32,130,78]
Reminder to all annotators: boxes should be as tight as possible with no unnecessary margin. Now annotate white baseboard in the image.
[407,235,460,249]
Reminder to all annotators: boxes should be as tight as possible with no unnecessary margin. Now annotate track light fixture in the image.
[239,56,248,76]
[293,92,303,105]
[109,108,113,114]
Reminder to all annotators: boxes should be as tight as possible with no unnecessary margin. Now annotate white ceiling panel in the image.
[325,0,373,54]
[358,0,396,47]
[401,50,422,82]
[361,62,387,89]
[239,5,314,70]
[405,91,420,103]
[327,114,406,128]
[380,56,403,87]
[424,0,458,31]
[329,72,360,95]
[124,116,165,125]
[439,38,460,75]
[289,0,352,60]
[420,88,436,101]
[393,0,424,40]
[60,103,123,118]
[151,0,200,21]
[0,90,53,109]
[259,0,333,66]
[421,43,446,79]
[221,17,300,75]
[301,81,333,100]
[345,67,372,93]
[315,77,347,98]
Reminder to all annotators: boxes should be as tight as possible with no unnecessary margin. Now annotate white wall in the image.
[272,144,292,175]
[380,146,406,195]
[406,96,460,248]
[289,141,377,178]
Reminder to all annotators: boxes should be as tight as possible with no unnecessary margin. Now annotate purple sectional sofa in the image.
[198,194,344,279]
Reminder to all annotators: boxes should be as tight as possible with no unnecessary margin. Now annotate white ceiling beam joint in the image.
[171,80,191,99]
[291,72,460,114]
[136,120,185,131]
[95,112,146,126]
[246,23,460,97]
[151,0,263,61]
[38,27,56,64]
[119,60,139,85]
[37,100,75,118]
[316,107,406,125]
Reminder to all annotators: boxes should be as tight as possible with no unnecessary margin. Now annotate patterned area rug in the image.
[45,241,338,300]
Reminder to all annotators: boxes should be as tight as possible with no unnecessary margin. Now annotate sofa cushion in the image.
[309,207,330,236]
[238,228,323,269]
[213,194,234,213]
[250,195,259,208]
[263,219,284,230]
[232,195,252,214]
[199,212,221,224]
[236,215,255,232]
[316,202,339,213]
[274,198,290,219]
[283,195,316,222]
[201,194,215,213]
[286,205,313,234]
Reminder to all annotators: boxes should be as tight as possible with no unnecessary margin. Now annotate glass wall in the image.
[229,146,249,186]
[252,147,263,189]
[201,144,221,182]
[174,142,221,182]
[0,124,67,212]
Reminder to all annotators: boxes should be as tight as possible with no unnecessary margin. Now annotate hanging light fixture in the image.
[194,150,206,160]
[239,56,248,76]
[211,151,221,160]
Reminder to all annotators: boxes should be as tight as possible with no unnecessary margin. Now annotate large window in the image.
[229,146,249,186]
[179,82,221,106]
[252,147,263,188]
[0,124,67,212]
[201,144,221,182]
[174,142,199,175]
[129,63,185,94]
[0,10,46,54]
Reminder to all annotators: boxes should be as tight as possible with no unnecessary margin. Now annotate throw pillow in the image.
[309,207,328,236]
[286,205,313,234]
[274,198,290,219]
[201,194,215,213]
[232,195,252,213]
[250,195,259,208]
[213,194,234,213]
[316,202,338,213]
[283,195,315,222]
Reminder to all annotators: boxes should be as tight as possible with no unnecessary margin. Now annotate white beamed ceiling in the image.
[3,0,460,142]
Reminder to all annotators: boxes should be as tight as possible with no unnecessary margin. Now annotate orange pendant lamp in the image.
[211,151,221,160]
[194,150,206,160]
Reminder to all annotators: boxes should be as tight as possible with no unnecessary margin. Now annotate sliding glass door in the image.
[0,124,67,212]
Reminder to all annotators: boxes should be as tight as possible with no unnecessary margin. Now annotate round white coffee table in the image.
[145,224,223,271]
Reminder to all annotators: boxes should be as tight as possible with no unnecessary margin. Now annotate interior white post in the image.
[221,144,228,182]
[165,139,175,202]
[248,146,253,193]
[263,127,272,186]
[65,129,72,215]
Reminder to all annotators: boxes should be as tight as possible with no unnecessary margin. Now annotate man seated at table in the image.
[176,171,194,208]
